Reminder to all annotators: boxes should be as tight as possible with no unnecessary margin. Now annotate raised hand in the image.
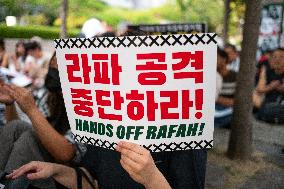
[0,81,14,105]
[3,84,37,115]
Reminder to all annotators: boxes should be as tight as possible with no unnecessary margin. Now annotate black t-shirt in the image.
[255,60,269,85]
[265,66,284,103]
[81,146,207,189]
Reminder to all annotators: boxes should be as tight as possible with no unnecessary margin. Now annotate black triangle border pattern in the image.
[72,133,213,152]
[54,33,217,49]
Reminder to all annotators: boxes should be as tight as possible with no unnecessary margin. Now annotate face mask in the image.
[45,67,62,92]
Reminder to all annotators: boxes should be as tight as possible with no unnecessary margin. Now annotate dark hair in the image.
[46,53,70,135]
[47,92,70,135]
[224,43,237,53]
[0,39,5,50]
[98,31,116,37]
[263,49,274,55]
[121,30,146,36]
[275,47,284,52]
[217,47,229,62]
[25,41,41,52]
[15,40,25,58]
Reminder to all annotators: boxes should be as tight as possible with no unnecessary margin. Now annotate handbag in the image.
[75,167,97,189]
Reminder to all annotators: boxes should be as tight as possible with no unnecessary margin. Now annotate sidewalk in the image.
[206,119,284,189]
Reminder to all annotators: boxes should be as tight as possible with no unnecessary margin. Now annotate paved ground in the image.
[206,119,284,189]
[240,167,284,189]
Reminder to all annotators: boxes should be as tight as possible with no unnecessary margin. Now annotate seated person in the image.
[255,49,273,85]
[0,39,9,68]
[215,48,237,128]
[24,41,49,89]
[9,40,26,73]
[7,138,207,189]
[224,44,240,72]
[253,49,276,110]
[256,48,284,124]
[0,54,83,189]
[7,141,171,189]
[4,39,208,189]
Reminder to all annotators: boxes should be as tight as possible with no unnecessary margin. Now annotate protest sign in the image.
[127,23,207,35]
[54,33,217,152]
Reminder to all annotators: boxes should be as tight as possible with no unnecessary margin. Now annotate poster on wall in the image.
[258,3,283,54]
[54,33,217,152]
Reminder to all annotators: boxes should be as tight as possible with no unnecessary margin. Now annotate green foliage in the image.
[94,7,159,28]
[173,0,224,32]
[92,1,223,32]
[229,0,245,36]
[21,14,48,25]
[0,24,79,39]
[150,4,183,22]
[54,15,88,29]
[1,0,245,38]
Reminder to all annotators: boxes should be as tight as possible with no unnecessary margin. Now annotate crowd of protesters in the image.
[215,44,284,128]
[0,38,51,127]
[0,29,207,189]
[0,23,283,188]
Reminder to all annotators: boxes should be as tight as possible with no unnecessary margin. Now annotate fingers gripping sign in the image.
[116,141,159,187]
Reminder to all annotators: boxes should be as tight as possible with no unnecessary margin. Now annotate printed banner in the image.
[127,23,207,35]
[258,3,283,54]
[54,33,217,152]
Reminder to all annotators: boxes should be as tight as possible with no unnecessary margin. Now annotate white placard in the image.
[55,33,217,152]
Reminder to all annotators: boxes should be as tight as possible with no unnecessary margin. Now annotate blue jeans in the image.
[214,104,233,128]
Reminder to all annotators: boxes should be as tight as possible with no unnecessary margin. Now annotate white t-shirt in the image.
[216,72,223,101]
[227,57,240,72]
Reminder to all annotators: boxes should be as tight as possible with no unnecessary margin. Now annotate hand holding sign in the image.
[116,141,171,189]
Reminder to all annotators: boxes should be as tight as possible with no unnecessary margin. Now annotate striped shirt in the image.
[219,70,237,98]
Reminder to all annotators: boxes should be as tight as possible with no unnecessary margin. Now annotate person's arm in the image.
[116,142,172,189]
[11,54,21,72]
[7,161,96,189]
[276,81,284,92]
[0,80,18,121]
[1,53,9,68]
[256,66,280,94]
[3,84,75,162]
[5,103,19,122]
[27,108,75,162]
